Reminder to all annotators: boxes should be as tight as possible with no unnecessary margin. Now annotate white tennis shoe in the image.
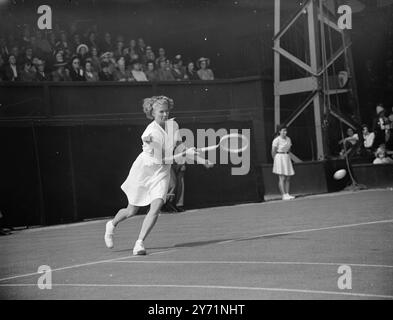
[282,194,295,200]
[133,239,146,255]
[104,220,115,249]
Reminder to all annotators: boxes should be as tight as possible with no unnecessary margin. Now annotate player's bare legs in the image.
[133,198,164,255]
[105,205,139,249]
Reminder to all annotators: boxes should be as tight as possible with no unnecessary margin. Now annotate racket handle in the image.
[198,145,219,152]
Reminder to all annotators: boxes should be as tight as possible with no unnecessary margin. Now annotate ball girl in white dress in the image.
[271,126,295,200]
[104,95,199,255]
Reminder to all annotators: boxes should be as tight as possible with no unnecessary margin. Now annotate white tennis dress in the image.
[272,136,295,176]
[121,119,181,206]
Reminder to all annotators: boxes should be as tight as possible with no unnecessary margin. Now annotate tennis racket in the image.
[197,133,249,153]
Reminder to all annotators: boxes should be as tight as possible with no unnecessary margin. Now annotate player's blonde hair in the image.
[142,95,174,119]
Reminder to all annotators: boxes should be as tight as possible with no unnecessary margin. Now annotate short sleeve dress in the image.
[121,119,182,206]
[272,136,295,176]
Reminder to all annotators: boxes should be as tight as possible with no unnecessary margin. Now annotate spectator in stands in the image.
[114,40,124,59]
[99,61,114,81]
[121,47,131,66]
[10,46,20,65]
[29,35,40,56]
[373,145,393,164]
[48,32,57,51]
[113,56,134,81]
[4,54,19,81]
[136,38,146,58]
[186,61,199,80]
[145,60,158,81]
[100,51,116,74]
[18,47,34,66]
[35,31,52,55]
[373,104,392,148]
[56,31,71,51]
[338,127,360,158]
[197,57,214,80]
[89,47,101,72]
[145,46,155,64]
[360,124,376,156]
[84,60,99,82]
[87,31,98,51]
[20,27,31,49]
[76,44,89,65]
[157,59,175,81]
[128,39,137,57]
[72,33,82,53]
[69,56,85,81]
[0,36,10,58]
[130,59,148,81]
[20,61,37,82]
[52,62,71,81]
[36,59,51,81]
[32,56,40,70]
[101,32,114,52]
[171,55,187,80]
[54,50,65,66]
[155,47,166,67]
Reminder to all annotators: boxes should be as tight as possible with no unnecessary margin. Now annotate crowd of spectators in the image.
[0,25,215,82]
[337,104,393,165]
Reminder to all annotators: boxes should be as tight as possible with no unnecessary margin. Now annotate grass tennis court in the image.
[1,189,392,300]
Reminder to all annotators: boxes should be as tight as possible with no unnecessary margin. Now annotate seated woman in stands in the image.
[197,57,214,80]
[51,61,71,82]
[98,61,114,81]
[20,61,37,82]
[171,55,187,81]
[373,145,393,164]
[359,124,376,158]
[69,56,85,81]
[130,59,148,82]
[76,44,90,66]
[84,60,99,82]
[338,127,360,158]
[157,59,175,81]
[113,56,134,81]
[145,60,159,82]
[89,47,101,72]
[186,61,199,80]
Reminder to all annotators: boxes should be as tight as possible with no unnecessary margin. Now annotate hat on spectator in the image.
[197,57,210,68]
[100,51,112,59]
[174,54,182,64]
[76,44,89,54]
[376,104,384,115]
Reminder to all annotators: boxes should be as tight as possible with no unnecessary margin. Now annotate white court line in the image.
[215,218,393,245]
[0,283,391,299]
[0,249,177,283]
[1,218,392,283]
[111,260,393,269]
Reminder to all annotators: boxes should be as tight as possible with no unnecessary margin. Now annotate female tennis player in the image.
[104,95,200,255]
[271,125,295,200]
